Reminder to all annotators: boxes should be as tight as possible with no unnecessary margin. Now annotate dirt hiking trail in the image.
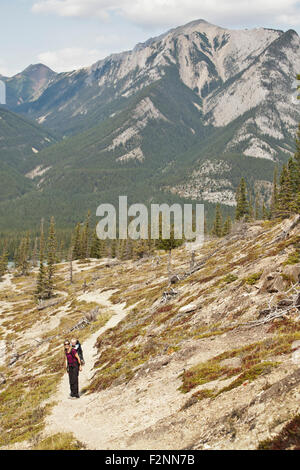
[44,289,130,449]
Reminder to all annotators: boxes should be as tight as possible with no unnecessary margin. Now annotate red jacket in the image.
[65,348,79,366]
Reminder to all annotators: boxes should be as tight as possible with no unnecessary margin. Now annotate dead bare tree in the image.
[69,246,73,284]
[190,250,196,271]
[273,214,300,243]
[241,283,300,329]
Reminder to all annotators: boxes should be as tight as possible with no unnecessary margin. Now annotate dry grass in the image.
[33,432,85,450]
[1,217,299,447]
[179,325,300,394]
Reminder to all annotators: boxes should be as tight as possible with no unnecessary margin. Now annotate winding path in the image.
[44,289,129,448]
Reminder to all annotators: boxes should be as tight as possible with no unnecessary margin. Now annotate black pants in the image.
[68,364,79,397]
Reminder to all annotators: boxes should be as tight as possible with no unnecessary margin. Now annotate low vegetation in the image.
[179,327,300,394]
[33,433,85,450]
[258,415,300,450]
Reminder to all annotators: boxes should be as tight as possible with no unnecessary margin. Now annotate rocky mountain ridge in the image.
[0,19,299,227]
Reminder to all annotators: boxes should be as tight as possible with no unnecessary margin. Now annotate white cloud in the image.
[37,32,134,72]
[0,60,13,77]
[32,0,300,29]
[37,47,105,72]
[95,33,123,46]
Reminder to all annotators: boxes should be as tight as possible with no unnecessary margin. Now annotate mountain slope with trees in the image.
[0,19,299,234]
[0,107,57,202]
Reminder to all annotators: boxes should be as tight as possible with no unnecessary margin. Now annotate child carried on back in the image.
[71,338,85,366]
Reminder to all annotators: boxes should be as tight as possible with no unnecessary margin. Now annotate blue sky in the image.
[1,0,300,76]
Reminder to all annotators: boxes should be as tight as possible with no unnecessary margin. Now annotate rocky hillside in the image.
[0,215,299,450]
[2,64,56,108]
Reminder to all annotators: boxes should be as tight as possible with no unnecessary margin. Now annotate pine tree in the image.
[270,166,278,218]
[32,237,38,267]
[255,192,261,220]
[0,243,8,281]
[294,192,300,214]
[15,233,31,276]
[235,178,250,221]
[222,216,232,236]
[36,219,47,300]
[98,239,107,259]
[73,223,82,260]
[68,246,74,284]
[45,216,57,299]
[156,224,184,253]
[110,238,117,259]
[57,240,64,263]
[90,230,101,259]
[249,193,254,221]
[276,122,300,216]
[125,238,133,260]
[277,164,294,215]
[118,239,126,260]
[211,203,223,237]
[235,183,241,220]
[133,239,149,260]
[288,157,298,195]
[293,123,300,192]
[18,237,30,276]
[81,211,91,259]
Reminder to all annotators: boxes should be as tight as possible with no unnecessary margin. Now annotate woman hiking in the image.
[64,340,82,399]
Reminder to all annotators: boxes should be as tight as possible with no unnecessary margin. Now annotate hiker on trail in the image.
[71,338,85,365]
[64,340,82,399]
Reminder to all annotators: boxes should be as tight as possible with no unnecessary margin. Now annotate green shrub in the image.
[243,272,262,285]
[283,251,300,266]
[221,274,238,284]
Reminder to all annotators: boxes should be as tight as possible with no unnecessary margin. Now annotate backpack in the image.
[75,340,85,364]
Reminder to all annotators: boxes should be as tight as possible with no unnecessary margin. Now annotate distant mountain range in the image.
[0,19,299,231]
